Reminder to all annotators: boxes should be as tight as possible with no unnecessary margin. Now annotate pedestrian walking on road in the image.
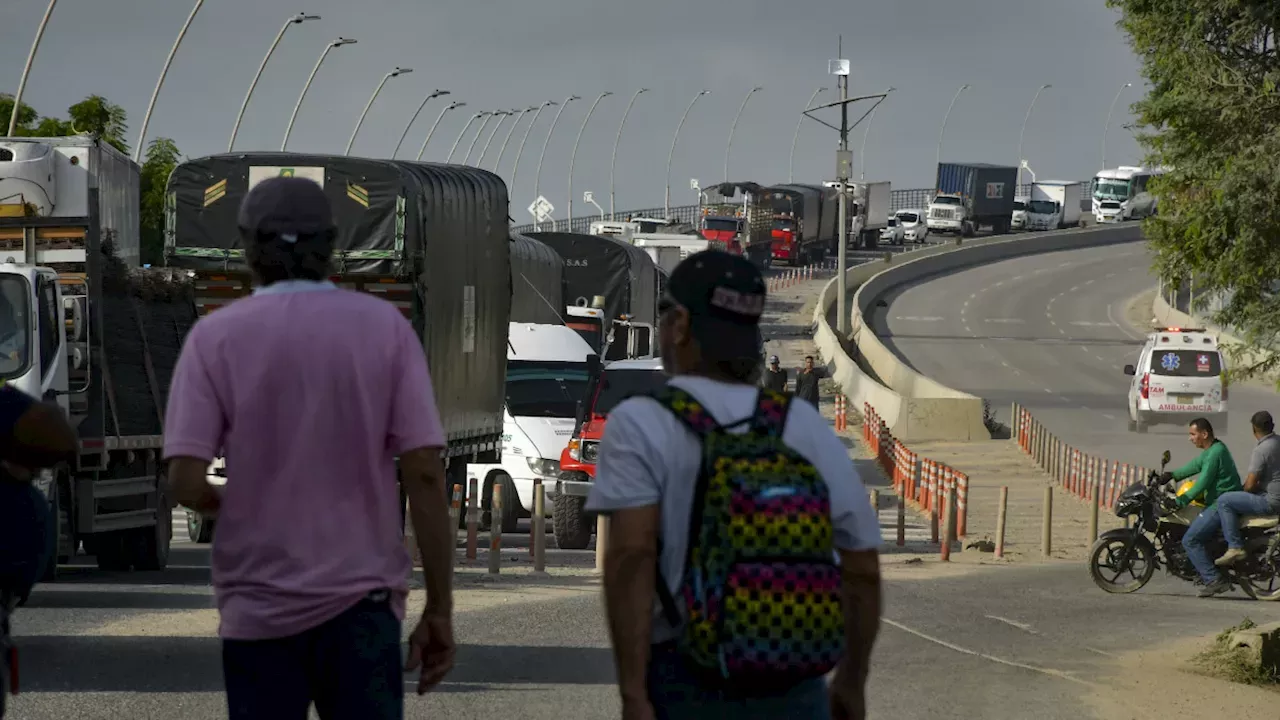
[587,250,882,720]
[163,177,456,719]
[795,355,826,407]
[762,354,788,393]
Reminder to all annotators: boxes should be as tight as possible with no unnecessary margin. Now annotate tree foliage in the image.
[140,138,181,265]
[1108,1,1280,378]
[0,93,129,154]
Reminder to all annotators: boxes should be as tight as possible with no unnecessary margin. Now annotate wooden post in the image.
[941,483,956,562]
[896,494,906,547]
[487,484,503,574]
[533,483,546,572]
[595,514,609,571]
[1041,486,1053,558]
[995,486,1008,559]
[465,477,479,561]
[1088,482,1100,543]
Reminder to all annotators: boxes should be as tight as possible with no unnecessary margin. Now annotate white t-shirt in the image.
[585,375,882,643]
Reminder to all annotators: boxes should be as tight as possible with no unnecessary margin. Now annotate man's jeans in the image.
[1183,505,1223,584]
[222,589,402,720]
[0,482,51,601]
[1217,491,1277,549]
[647,642,830,719]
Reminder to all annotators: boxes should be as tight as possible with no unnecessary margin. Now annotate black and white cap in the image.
[663,250,766,362]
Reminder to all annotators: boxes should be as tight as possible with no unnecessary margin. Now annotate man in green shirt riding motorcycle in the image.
[1162,417,1243,598]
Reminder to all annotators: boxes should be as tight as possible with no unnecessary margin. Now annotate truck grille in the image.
[930,208,954,220]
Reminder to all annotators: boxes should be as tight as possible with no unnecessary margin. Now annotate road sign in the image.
[527,195,554,223]
[583,191,594,204]
[690,178,700,190]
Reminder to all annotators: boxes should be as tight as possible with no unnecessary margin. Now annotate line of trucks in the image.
[923,162,1085,237]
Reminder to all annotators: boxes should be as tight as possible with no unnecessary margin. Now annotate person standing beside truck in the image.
[163,177,456,719]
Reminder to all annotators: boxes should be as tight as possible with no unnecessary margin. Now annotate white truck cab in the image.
[589,217,678,243]
[1011,197,1029,231]
[467,323,598,531]
[926,193,967,234]
[1124,327,1228,434]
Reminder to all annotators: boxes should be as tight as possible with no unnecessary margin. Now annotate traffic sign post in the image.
[528,195,555,229]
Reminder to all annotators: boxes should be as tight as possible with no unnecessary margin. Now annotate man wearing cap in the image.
[1214,410,1280,568]
[587,250,882,719]
[762,354,788,394]
[163,177,456,718]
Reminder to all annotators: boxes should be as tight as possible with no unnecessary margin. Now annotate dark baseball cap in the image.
[237,176,334,238]
[662,250,766,362]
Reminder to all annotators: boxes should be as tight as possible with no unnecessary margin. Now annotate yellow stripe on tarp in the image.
[204,179,228,207]
[347,183,369,208]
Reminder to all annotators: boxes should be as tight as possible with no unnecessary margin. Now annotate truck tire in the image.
[41,483,68,582]
[553,493,593,550]
[94,532,132,572]
[130,490,173,571]
[187,509,215,544]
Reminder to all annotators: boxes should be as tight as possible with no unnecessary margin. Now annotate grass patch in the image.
[1193,618,1280,688]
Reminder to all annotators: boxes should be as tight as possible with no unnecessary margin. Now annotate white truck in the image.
[641,245,682,274]
[631,233,709,263]
[588,217,680,243]
[822,181,892,248]
[466,323,598,532]
[1026,181,1084,230]
[0,136,185,576]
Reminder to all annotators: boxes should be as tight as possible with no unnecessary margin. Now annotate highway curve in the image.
[869,241,1278,471]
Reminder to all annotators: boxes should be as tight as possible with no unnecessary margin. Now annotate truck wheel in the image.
[489,474,520,534]
[553,494,593,550]
[130,490,173,571]
[187,509,215,544]
[41,484,68,582]
[94,532,132,572]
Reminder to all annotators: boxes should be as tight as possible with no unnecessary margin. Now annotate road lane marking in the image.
[1044,388,1054,394]
[985,318,1025,324]
[985,615,1038,634]
[1084,647,1118,658]
[894,316,945,322]
[882,618,1088,685]
[1101,413,1116,420]
[1069,321,1116,327]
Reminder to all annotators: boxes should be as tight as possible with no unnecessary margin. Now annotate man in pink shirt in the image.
[163,177,456,719]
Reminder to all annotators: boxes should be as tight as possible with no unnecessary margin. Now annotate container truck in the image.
[0,135,184,577]
[510,233,565,326]
[697,181,773,268]
[525,232,658,362]
[1026,181,1084,231]
[165,153,512,516]
[823,181,892,249]
[765,184,834,265]
[927,162,1018,236]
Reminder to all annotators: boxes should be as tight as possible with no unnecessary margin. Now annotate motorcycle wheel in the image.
[1234,536,1280,601]
[1088,535,1156,593]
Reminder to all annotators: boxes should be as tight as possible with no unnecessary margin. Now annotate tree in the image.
[1108,1,1280,379]
[0,94,40,134]
[67,95,129,155]
[140,138,181,266]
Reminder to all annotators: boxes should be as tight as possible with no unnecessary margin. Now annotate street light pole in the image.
[229,13,320,152]
[534,96,579,230]
[665,90,710,216]
[788,87,826,183]
[476,110,514,167]
[1102,82,1133,169]
[610,88,648,220]
[393,89,449,159]
[446,112,486,163]
[510,101,555,202]
[8,0,60,138]
[568,92,612,230]
[935,84,970,171]
[283,37,356,152]
[135,0,205,161]
[1016,84,1052,189]
[859,86,895,180]
[346,67,413,156]
[724,86,762,183]
[493,107,533,172]
[463,111,502,165]
[417,101,464,161]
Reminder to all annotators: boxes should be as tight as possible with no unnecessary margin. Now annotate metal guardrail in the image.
[513,182,1091,234]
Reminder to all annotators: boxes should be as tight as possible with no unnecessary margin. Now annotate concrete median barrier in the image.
[813,224,1145,442]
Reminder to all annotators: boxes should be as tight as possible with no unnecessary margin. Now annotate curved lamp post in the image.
[665,90,710,216]
[229,13,320,152]
[533,96,579,229]
[282,37,356,152]
[1016,84,1052,188]
[935,84,970,171]
[346,67,413,156]
[493,106,534,172]
[788,87,825,183]
[135,0,206,161]
[1101,82,1133,169]
[8,0,60,137]
[568,92,612,229]
[477,110,515,167]
[724,86,762,183]
[859,86,895,180]
[510,101,555,199]
[446,112,486,163]
[463,110,503,165]
[393,89,449,159]
[416,101,464,161]
[609,88,648,220]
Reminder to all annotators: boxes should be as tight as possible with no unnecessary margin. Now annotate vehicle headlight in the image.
[526,457,561,476]
[581,441,600,464]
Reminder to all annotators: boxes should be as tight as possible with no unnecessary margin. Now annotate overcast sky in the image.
[1,0,1143,218]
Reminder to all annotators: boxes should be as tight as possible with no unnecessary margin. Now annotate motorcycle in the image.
[1087,450,1280,599]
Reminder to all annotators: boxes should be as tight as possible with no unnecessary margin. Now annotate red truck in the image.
[553,357,667,549]
[698,181,774,269]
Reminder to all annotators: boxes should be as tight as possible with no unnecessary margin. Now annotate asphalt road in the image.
[871,240,1280,470]
[11,533,1279,719]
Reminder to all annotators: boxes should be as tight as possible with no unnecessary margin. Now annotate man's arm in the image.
[1175,451,1214,507]
[831,548,881,720]
[1243,444,1266,493]
[0,389,76,477]
[603,505,659,706]
[1171,453,1205,482]
[162,326,226,510]
[400,447,452,617]
[168,456,221,514]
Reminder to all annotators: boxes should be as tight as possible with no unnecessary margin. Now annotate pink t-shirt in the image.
[162,280,445,640]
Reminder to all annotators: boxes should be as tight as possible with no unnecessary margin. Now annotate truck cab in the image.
[566,300,656,363]
[552,357,667,549]
[927,193,968,235]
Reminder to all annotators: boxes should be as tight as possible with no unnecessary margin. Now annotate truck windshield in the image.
[505,361,591,418]
[0,276,30,381]
[933,196,961,205]
[1012,201,1026,211]
[1028,200,1056,214]
[704,218,740,232]
[567,317,603,353]
[772,218,796,231]
[1094,180,1130,200]
[591,369,668,416]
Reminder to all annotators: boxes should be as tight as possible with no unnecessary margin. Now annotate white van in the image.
[1124,327,1228,434]
[468,323,597,531]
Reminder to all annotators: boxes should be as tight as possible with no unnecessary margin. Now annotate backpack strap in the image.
[646,385,722,438]
[749,388,793,438]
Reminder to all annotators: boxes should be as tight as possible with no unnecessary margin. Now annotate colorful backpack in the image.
[650,385,845,691]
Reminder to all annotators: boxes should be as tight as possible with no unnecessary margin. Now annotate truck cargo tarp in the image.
[510,233,564,325]
[166,154,511,451]
[526,232,657,327]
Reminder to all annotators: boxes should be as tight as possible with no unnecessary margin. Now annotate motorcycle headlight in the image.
[526,457,561,477]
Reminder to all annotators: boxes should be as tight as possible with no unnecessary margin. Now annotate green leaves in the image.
[140,138,182,265]
[1110,0,1280,382]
